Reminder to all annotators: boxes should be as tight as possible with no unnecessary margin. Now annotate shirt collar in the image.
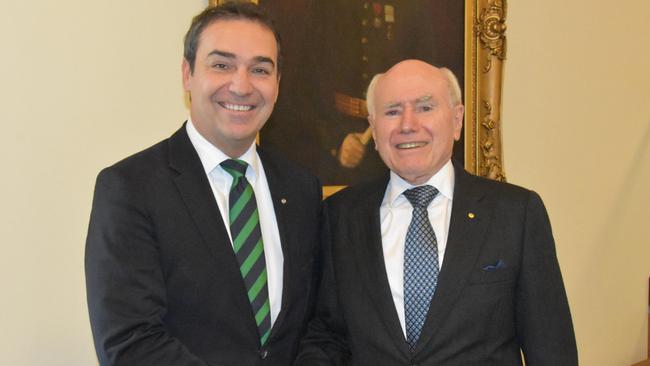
[384,159,455,208]
[185,118,260,183]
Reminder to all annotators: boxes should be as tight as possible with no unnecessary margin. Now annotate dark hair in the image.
[183,1,282,75]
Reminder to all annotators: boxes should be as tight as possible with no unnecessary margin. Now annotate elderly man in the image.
[296,60,577,365]
[85,3,321,365]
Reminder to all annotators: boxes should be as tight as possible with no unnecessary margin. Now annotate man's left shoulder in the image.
[459,167,543,207]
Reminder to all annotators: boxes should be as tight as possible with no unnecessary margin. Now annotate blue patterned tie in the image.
[403,185,439,352]
[221,159,271,346]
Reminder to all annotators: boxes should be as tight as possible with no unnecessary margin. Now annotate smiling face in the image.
[368,60,464,185]
[182,19,279,157]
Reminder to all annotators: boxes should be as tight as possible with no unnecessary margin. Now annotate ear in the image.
[367,115,378,150]
[452,104,464,141]
[182,58,192,91]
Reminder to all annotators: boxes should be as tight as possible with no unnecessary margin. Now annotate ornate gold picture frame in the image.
[465,0,507,182]
[209,0,507,194]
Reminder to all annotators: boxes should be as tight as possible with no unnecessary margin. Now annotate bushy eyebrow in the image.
[415,95,433,104]
[206,49,276,68]
[383,101,403,110]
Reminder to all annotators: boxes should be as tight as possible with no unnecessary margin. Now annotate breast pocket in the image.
[468,258,517,286]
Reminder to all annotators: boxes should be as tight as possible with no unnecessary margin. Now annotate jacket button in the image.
[260,349,269,359]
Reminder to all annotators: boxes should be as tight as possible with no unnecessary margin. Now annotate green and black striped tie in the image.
[221,159,271,346]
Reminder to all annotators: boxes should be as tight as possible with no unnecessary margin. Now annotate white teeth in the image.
[222,103,253,111]
[397,142,426,149]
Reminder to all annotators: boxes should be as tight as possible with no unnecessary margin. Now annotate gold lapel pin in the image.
[468,212,476,219]
[280,198,287,204]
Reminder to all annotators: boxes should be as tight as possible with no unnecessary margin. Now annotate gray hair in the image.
[365,73,383,118]
[440,67,462,107]
[365,67,462,117]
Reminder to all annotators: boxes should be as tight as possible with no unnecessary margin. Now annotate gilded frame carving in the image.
[208,0,507,186]
[466,0,507,181]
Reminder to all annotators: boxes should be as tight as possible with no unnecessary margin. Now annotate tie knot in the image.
[221,159,248,179]
[403,185,439,208]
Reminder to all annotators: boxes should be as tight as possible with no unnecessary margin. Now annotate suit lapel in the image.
[350,177,411,356]
[167,125,259,339]
[168,125,233,265]
[414,163,495,353]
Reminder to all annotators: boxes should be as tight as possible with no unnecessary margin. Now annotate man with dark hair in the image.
[85,2,321,365]
[296,60,577,365]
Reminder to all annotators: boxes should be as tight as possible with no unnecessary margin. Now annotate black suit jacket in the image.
[296,163,577,365]
[85,125,322,366]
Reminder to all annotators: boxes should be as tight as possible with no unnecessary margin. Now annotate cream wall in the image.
[503,1,650,365]
[0,0,648,365]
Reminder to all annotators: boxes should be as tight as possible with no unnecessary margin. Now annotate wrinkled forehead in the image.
[376,69,447,105]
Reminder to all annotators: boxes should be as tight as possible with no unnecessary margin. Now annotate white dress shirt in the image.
[379,160,455,336]
[186,120,283,326]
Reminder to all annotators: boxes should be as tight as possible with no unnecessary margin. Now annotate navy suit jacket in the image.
[296,162,577,365]
[85,124,322,366]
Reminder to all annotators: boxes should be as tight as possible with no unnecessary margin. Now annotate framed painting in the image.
[209,0,507,196]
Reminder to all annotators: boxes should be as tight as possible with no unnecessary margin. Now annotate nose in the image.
[228,68,253,96]
[399,105,417,133]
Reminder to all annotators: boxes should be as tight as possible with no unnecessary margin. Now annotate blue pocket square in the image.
[482,259,506,271]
